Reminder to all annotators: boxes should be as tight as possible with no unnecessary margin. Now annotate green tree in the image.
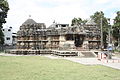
[0,0,9,45]
[71,17,84,26]
[71,17,88,26]
[82,19,88,25]
[90,11,109,48]
[113,11,120,48]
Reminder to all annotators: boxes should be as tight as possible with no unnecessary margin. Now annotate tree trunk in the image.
[118,37,120,48]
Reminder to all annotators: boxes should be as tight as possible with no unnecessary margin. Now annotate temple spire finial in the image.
[53,20,55,23]
[29,15,31,19]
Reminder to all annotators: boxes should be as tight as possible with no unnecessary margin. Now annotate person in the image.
[107,46,112,59]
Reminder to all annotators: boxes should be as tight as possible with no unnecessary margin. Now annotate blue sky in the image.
[4,0,120,32]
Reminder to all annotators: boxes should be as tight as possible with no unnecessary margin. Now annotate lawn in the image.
[0,56,120,80]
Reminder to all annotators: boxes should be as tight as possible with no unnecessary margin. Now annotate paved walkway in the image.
[64,57,120,70]
[45,55,120,70]
[0,53,120,70]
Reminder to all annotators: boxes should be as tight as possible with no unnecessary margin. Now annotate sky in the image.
[3,0,120,32]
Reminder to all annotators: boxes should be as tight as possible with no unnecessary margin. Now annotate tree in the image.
[0,0,9,45]
[113,11,120,48]
[90,11,109,48]
[71,17,87,26]
[82,19,88,25]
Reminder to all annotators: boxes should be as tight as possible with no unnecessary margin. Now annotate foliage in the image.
[114,42,118,47]
[90,11,109,48]
[71,17,87,26]
[112,27,119,40]
[0,56,120,80]
[0,29,4,44]
[113,11,120,47]
[0,0,9,45]
[90,11,109,32]
[113,11,120,29]
[82,19,88,25]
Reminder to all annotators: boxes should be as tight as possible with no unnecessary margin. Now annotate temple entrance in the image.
[74,34,84,47]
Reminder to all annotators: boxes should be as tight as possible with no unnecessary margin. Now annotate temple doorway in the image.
[74,34,84,47]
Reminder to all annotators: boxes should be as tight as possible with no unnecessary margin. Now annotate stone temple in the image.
[10,18,101,55]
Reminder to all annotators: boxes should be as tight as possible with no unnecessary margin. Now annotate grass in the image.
[0,56,120,80]
[114,49,120,52]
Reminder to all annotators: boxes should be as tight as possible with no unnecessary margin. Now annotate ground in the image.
[0,56,120,80]
[114,52,120,58]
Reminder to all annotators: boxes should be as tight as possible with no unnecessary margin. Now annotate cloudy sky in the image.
[4,0,120,32]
